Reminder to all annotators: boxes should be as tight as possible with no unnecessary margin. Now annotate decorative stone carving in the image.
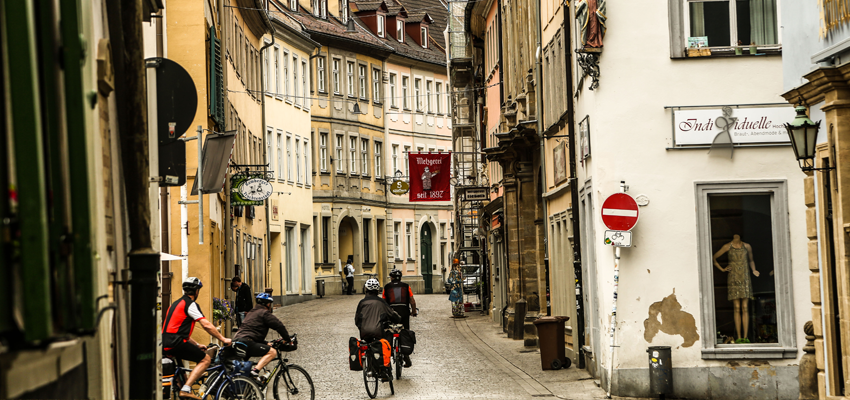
[799,321,817,400]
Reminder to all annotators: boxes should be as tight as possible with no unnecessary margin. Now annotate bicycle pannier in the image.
[368,339,392,368]
[162,358,175,399]
[349,337,363,371]
[399,329,416,355]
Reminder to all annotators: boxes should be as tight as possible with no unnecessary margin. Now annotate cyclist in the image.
[162,277,232,399]
[382,269,417,367]
[233,292,292,378]
[355,278,401,343]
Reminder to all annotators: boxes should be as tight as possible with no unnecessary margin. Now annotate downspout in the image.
[563,0,585,369]
[534,0,549,317]
[261,9,276,294]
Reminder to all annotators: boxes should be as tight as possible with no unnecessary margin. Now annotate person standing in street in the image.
[345,258,355,295]
[231,276,253,327]
[382,269,417,367]
[448,260,465,318]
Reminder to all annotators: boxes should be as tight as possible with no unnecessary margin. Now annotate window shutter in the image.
[210,26,225,127]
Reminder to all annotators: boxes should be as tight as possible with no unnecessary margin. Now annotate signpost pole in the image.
[197,125,203,245]
[606,181,626,399]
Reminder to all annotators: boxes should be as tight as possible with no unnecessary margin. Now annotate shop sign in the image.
[408,152,451,202]
[464,187,488,201]
[390,179,410,195]
[231,174,270,206]
[672,106,795,146]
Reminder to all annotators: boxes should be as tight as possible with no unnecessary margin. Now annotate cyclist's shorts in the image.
[164,341,206,363]
[239,339,271,358]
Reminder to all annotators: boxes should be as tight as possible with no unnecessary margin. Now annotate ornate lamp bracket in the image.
[576,49,601,91]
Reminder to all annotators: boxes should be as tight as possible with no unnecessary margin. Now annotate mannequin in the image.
[713,234,759,343]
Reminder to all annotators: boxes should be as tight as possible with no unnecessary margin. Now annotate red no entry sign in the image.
[601,193,639,231]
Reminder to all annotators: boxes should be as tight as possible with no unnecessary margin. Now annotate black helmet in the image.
[389,269,402,279]
[183,277,203,292]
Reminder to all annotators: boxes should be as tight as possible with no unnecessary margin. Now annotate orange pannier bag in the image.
[380,339,391,367]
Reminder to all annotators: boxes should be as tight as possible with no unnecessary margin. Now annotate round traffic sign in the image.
[601,193,639,231]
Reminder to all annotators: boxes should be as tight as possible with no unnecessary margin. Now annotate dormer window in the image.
[313,0,327,17]
[420,27,427,48]
[377,15,385,37]
[396,20,404,42]
[340,0,349,23]
[290,0,298,11]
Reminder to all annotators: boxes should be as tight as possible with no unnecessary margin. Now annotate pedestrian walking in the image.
[231,276,253,327]
[345,258,355,295]
[448,260,465,318]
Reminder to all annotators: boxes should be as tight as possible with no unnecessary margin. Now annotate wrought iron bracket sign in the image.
[576,49,601,91]
[230,164,274,206]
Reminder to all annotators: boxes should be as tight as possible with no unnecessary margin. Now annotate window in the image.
[340,0,349,23]
[405,223,412,259]
[332,59,341,94]
[377,15,385,37]
[317,57,326,92]
[389,74,397,108]
[263,43,270,93]
[304,140,311,185]
[435,82,442,113]
[695,181,796,359]
[359,65,367,100]
[336,135,344,172]
[296,137,302,183]
[363,219,371,263]
[287,134,293,181]
[322,217,330,263]
[450,222,454,238]
[321,0,327,18]
[372,69,381,103]
[284,50,290,100]
[274,47,281,96]
[420,27,428,48]
[361,138,369,175]
[402,76,409,109]
[347,61,355,97]
[672,0,779,57]
[393,222,401,259]
[446,90,451,116]
[392,144,399,174]
[426,80,432,113]
[403,145,410,177]
[267,129,273,172]
[290,0,298,11]
[414,78,422,111]
[441,223,446,239]
[277,131,284,179]
[396,20,404,42]
[349,136,357,174]
[302,60,308,108]
[293,55,300,106]
[320,133,328,171]
[375,142,382,178]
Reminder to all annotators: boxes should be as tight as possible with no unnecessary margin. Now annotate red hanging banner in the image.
[408,152,451,202]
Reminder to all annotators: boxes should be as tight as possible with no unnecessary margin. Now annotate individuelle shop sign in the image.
[672,106,795,146]
[408,152,451,202]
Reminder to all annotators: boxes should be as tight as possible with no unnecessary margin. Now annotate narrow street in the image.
[269,294,607,400]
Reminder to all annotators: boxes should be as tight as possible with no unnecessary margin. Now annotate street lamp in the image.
[784,105,826,171]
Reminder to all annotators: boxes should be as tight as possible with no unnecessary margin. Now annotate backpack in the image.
[398,329,416,355]
[349,337,363,371]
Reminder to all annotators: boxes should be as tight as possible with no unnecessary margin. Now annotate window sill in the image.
[275,95,284,101]
[285,99,293,105]
[407,258,415,262]
[675,47,782,59]
[701,346,797,360]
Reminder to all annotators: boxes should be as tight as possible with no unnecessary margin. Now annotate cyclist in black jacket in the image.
[355,279,401,342]
[382,269,417,367]
[233,292,291,377]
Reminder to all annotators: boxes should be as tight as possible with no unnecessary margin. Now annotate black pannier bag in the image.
[349,337,363,371]
[398,329,416,355]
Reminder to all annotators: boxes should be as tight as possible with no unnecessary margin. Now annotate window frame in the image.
[389,73,397,108]
[694,180,796,359]
[295,136,302,184]
[335,134,345,173]
[347,61,356,98]
[332,58,341,95]
[403,145,410,177]
[320,132,328,172]
[435,82,442,114]
[301,59,309,110]
[669,0,782,58]
[392,144,399,174]
[421,27,428,48]
[374,141,383,178]
[372,68,381,104]
[396,20,404,42]
[274,46,282,99]
[263,41,271,96]
[293,54,301,107]
[359,64,368,101]
[414,78,422,111]
[349,135,358,175]
[377,15,385,38]
[317,56,326,93]
[340,0,349,23]
[290,0,298,11]
[426,80,432,113]
[286,133,294,182]
[402,75,410,110]
[361,137,369,177]
[283,49,291,102]
[277,130,284,181]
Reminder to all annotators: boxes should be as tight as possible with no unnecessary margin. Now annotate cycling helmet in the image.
[256,292,274,304]
[389,269,402,279]
[364,278,381,292]
[183,277,203,291]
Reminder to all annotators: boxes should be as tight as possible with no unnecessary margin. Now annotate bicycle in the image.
[252,335,315,400]
[166,344,263,400]
[385,323,405,380]
[358,338,393,398]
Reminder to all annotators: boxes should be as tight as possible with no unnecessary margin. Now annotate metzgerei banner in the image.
[408,152,451,202]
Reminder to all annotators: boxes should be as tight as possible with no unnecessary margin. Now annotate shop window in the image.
[696,181,796,359]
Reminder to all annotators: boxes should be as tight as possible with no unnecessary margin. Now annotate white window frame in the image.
[277,130,284,180]
[670,0,781,58]
[389,73,397,108]
[426,80,432,113]
[377,15,385,37]
[359,64,367,100]
[293,55,301,106]
[321,0,327,18]
[372,68,381,103]
[402,76,410,109]
[320,133,328,171]
[396,20,404,42]
[296,137,302,184]
[283,49,291,102]
[414,78,422,111]
[263,41,271,95]
[347,61,355,97]
[290,0,298,11]
[332,58,341,94]
[695,180,796,360]
[405,222,412,260]
[361,138,369,176]
[317,57,326,93]
[304,139,311,186]
[374,141,382,178]
[403,145,410,177]
[392,144,399,174]
[340,0,349,23]
[420,27,427,48]
[287,133,293,182]
[274,46,282,98]
[349,136,358,174]
[435,82,442,114]
[393,222,401,259]
[302,60,309,110]
[336,134,344,172]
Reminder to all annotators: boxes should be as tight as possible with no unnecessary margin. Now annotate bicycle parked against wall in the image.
[251,335,315,400]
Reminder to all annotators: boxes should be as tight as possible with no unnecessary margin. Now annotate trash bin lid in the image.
[555,316,569,321]
[533,316,558,325]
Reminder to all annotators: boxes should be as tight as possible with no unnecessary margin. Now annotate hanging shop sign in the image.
[231,174,272,205]
[408,152,451,202]
[672,105,795,146]
[464,187,488,201]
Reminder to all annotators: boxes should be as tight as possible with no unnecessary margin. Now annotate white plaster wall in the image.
[570,1,810,372]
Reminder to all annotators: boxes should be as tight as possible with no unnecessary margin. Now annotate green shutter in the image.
[210,26,224,127]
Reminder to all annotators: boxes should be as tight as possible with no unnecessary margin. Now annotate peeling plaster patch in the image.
[643,292,699,347]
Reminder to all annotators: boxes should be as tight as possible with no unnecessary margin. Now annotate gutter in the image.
[534,0,549,317]
[261,4,276,295]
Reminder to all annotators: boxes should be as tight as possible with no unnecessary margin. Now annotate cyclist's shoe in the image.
[178,390,202,399]
[403,355,412,368]
[250,368,260,378]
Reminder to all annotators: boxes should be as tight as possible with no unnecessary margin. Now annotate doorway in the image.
[421,224,433,294]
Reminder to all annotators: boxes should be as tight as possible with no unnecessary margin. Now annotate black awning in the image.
[191,132,237,195]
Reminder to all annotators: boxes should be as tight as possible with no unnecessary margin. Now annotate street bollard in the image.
[513,299,527,340]
[316,280,326,298]
[647,346,673,398]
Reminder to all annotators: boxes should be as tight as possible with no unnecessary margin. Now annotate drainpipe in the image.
[534,0,549,318]
[563,0,585,369]
[261,10,276,293]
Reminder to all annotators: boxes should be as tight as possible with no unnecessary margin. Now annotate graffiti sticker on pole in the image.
[408,152,451,202]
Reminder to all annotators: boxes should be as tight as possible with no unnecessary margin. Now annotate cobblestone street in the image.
[268,294,612,400]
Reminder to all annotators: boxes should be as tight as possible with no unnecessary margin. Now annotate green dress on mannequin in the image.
[713,234,760,343]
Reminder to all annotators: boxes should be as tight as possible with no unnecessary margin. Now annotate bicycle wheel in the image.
[272,365,315,400]
[216,376,264,400]
[362,356,378,399]
[394,343,403,380]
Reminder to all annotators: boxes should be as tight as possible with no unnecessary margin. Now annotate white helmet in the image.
[364,278,381,292]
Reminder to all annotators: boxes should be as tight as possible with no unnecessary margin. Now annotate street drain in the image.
[519,350,537,353]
